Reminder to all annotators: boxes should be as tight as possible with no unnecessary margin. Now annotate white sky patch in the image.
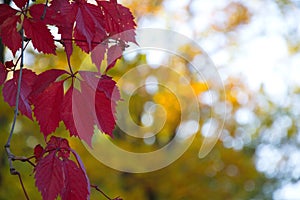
[230,35,289,102]
[274,182,300,200]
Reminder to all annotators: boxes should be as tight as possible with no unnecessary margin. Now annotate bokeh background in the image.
[1,0,300,199]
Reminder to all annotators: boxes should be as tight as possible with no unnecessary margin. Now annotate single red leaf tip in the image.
[34,136,90,200]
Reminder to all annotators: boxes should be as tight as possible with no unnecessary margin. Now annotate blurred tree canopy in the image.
[1,0,300,199]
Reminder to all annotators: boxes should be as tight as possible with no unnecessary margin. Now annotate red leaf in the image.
[61,86,80,137]
[46,136,70,159]
[74,5,95,51]
[97,75,120,102]
[4,60,15,70]
[30,69,66,103]
[91,43,107,70]
[34,136,90,200]
[35,152,64,200]
[34,144,44,162]
[13,0,27,9]
[29,4,61,25]
[73,30,90,53]
[0,62,8,86]
[96,0,136,42]
[106,44,123,71]
[95,89,116,136]
[77,72,120,140]
[33,81,64,137]
[0,16,22,55]
[70,148,90,185]
[61,159,90,200]
[0,4,17,24]
[23,18,56,54]
[96,75,120,136]
[73,2,106,52]
[79,71,98,91]
[72,82,97,146]
[60,25,74,62]
[2,69,36,119]
[50,0,77,61]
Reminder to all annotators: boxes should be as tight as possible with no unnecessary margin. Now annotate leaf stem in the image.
[41,0,49,20]
[66,52,74,75]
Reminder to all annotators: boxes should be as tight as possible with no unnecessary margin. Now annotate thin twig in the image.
[12,156,36,167]
[91,184,123,200]
[54,38,121,46]
[4,18,30,200]
[14,41,30,69]
[4,26,25,170]
[16,172,30,200]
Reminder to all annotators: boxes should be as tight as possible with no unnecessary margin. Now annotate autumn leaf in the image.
[29,69,66,102]
[33,81,64,137]
[2,69,37,119]
[96,0,136,42]
[106,44,123,72]
[0,0,56,55]
[91,43,107,70]
[35,152,64,200]
[61,159,90,200]
[23,18,56,54]
[0,15,21,55]
[0,62,8,85]
[61,86,80,138]
[72,80,98,146]
[34,136,90,200]
[13,0,27,10]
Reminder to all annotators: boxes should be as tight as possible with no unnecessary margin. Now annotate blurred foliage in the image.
[211,2,251,32]
[1,0,300,200]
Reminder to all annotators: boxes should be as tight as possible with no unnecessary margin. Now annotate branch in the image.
[14,41,30,70]
[91,184,123,200]
[4,27,25,172]
[4,9,31,199]
[12,156,36,167]
[16,172,30,200]
[54,37,125,47]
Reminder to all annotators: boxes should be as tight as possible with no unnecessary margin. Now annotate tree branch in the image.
[16,172,30,200]
[91,184,123,200]
[3,12,30,200]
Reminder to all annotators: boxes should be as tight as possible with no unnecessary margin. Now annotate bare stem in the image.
[4,24,30,200]
[91,184,123,200]
[54,38,120,46]
[4,26,25,165]
[12,156,36,167]
[16,172,30,200]
[14,41,30,69]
